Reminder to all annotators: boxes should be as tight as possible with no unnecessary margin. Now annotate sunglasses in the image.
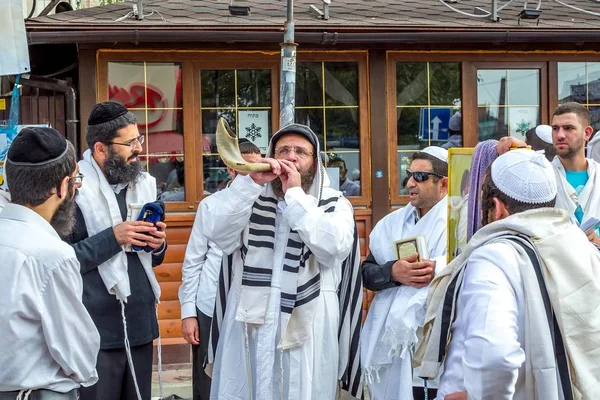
[406,169,445,183]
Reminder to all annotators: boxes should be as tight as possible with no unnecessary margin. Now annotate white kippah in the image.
[491,149,557,204]
[535,125,553,144]
[421,146,448,163]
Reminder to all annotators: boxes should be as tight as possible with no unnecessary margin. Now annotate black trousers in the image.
[191,309,212,400]
[79,342,154,400]
[412,386,438,400]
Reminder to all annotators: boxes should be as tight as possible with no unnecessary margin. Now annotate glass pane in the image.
[326,152,361,196]
[396,107,421,146]
[149,156,185,202]
[477,70,507,106]
[202,109,236,136]
[558,62,586,104]
[203,155,230,194]
[108,62,145,108]
[397,150,417,195]
[589,63,600,104]
[507,70,539,106]
[396,63,428,106]
[201,70,235,108]
[507,106,539,141]
[238,110,271,153]
[589,106,600,131]
[146,112,184,156]
[145,63,183,109]
[430,62,461,106]
[237,70,271,107]
[324,62,358,106]
[325,108,359,151]
[296,63,323,107]
[296,108,324,148]
[478,106,508,141]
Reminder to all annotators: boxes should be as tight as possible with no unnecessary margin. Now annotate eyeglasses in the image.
[274,146,314,159]
[406,169,445,183]
[69,172,84,184]
[107,135,145,149]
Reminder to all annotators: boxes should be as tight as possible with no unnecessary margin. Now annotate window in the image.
[296,61,362,196]
[395,62,461,196]
[557,62,600,130]
[107,61,184,202]
[199,69,272,193]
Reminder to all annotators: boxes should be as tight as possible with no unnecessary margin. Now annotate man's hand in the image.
[278,159,302,194]
[496,136,528,156]
[249,158,282,185]
[113,221,157,247]
[391,253,435,288]
[146,221,167,252]
[587,230,600,247]
[182,317,200,345]
[445,391,468,400]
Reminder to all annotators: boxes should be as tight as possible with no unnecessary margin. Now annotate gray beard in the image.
[271,164,316,198]
[104,147,143,186]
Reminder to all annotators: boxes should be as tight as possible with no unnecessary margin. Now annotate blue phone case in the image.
[133,201,165,252]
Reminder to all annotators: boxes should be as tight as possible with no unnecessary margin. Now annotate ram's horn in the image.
[216,117,270,172]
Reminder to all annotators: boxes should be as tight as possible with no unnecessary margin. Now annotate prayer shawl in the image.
[552,156,600,225]
[361,196,447,397]
[467,140,498,240]
[76,149,161,302]
[416,209,600,399]
[587,132,600,163]
[207,133,363,398]
[0,190,9,211]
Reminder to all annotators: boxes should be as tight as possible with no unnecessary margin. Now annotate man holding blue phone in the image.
[64,102,167,400]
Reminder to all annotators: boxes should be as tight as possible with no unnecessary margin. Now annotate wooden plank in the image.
[79,48,97,154]
[165,226,192,245]
[48,96,56,129]
[20,96,31,124]
[154,337,187,346]
[30,96,39,125]
[159,318,182,338]
[38,96,49,126]
[163,244,187,264]
[154,263,183,283]
[55,95,66,138]
[159,281,181,301]
[157,300,181,320]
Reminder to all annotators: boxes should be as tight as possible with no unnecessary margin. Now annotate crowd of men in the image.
[0,100,599,400]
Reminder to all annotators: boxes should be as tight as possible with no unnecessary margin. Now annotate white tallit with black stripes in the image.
[205,125,363,399]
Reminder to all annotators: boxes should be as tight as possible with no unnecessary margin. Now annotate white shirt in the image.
[438,242,527,400]
[0,204,100,392]
[179,196,223,318]
[0,191,9,211]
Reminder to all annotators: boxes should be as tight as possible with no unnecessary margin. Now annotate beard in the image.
[271,164,316,198]
[555,136,585,160]
[104,147,143,186]
[52,183,76,237]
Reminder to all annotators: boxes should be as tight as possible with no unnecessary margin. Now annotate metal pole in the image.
[280,0,297,128]
[491,0,498,21]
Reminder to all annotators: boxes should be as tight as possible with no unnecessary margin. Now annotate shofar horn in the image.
[216,117,270,172]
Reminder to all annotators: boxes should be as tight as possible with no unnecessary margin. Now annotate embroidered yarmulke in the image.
[88,101,129,126]
[7,127,68,166]
[535,125,553,145]
[491,149,557,204]
[421,146,448,164]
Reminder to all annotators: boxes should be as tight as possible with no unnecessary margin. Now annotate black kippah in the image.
[7,127,68,166]
[88,101,129,126]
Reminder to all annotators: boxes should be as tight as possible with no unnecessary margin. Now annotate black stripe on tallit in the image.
[248,228,276,238]
[248,239,275,249]
[257,195,278,204]
[253,202,277,213]
[287,239,304,249]
[438,272,463,363]
[243,266,272,275]
[294,285,321,307]
[297,273,321,292]
[318,196,339,206]
[249,213,276,227]
[241,279,271,287]
[207,253,233,367]
[284,252,302,261]
[283,264,299,273]
[323,206,336,214]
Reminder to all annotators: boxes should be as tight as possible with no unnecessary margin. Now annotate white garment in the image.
[179,194,223,318]
[204,174,355,400]
[552,157,600,225]
[0,190,9,211]
[76,149,160,302]
[587,132,600,164]
[437,242,527,400]
[0,204,100,392]
[362,197,448,399]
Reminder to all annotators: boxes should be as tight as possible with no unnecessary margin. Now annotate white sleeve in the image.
[283,187,355,267]
[40,258,100,387]
[460,243,525,400]
[179,207,208,319]
[202,175,264,255]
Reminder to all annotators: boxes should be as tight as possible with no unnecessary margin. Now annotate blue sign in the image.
[375,170,384,179]
[419,107,453,141]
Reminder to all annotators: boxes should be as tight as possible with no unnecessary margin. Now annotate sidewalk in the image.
[151,365,192,400]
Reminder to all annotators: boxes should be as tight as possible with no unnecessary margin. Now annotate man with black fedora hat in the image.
[0,127,100,400]
[64,102,167,400]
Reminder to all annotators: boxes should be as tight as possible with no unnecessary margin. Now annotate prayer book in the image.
[394,236,429,261]
[580,217,600,234]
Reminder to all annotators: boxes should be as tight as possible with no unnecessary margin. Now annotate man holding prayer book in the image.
[361,147,449,400]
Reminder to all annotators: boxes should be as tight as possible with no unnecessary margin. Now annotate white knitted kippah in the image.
[491,149,557,204]
[421,146,448,163]
[535,125,553,144]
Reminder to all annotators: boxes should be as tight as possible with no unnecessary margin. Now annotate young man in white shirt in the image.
[0,127,100,400]
[179,140,261,400]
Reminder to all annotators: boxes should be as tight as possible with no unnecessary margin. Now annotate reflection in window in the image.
[477,69,540,142]
[200,69,272,193]
[558,62,600,130]
[108,61,184,201]
[396,62,462,194]
[296,62,361,196]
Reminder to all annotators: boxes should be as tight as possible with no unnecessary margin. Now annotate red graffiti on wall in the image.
[108,83,168,129]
